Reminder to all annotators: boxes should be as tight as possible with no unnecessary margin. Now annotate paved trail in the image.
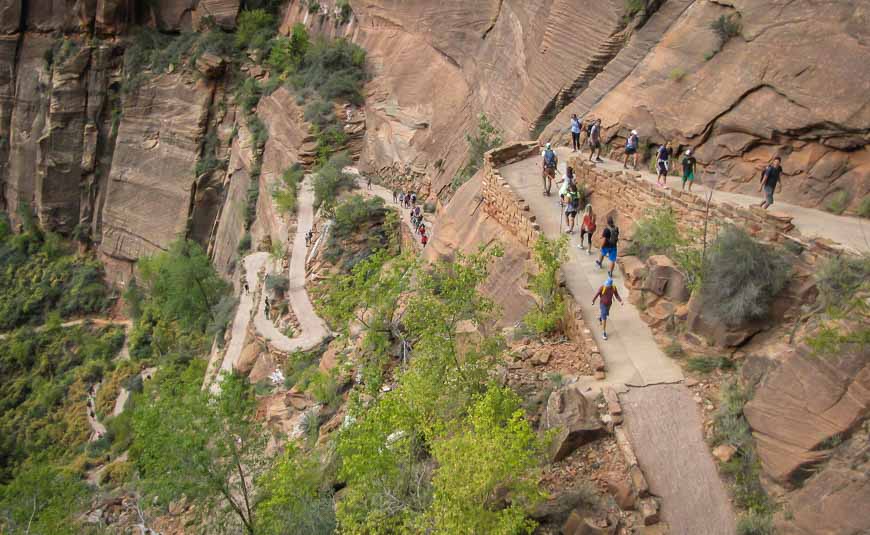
[499,149,735,534]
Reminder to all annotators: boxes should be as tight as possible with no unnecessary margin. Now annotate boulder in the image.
[561,510,619,535]
[744,345,870,485]
[195,51,226,78]
[686,293,762,347]
[248,351,278,384]
[712,444,737,464]
[643,255,690,303]
[543,386,604,462]
[603,473,636,510]
[235,342,261,375]
[531,349,552,366]
[619,256,646,288]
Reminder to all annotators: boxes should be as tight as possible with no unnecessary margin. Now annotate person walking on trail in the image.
[559,166,576,201]
[264,296,270,316]
[421,234,429,247]
[592,277,623,341]
[681,149,697,192]
[595,216,620,276]
[563,182,581,234]
[244,281,250,294]
[624,130,639,170]
[579,204,597,255]
[367,176,372,190]
[411,192,417,206]
[398,192,405,206]
[570,114,582,152]
[656,141,672,187]
[541,143,558,196]
[759,156,783,209]
[588,119,603,163]
[393,189,399,203]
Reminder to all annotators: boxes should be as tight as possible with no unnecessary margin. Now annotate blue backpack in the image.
[544,149,557,167]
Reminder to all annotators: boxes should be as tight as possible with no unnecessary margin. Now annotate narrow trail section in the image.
[346,167,433,241]
[210,178,330,390]
[498,150,735,534]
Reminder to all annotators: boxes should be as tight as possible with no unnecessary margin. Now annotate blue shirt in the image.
[570,118,581,134]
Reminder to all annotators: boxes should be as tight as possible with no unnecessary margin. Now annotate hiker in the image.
[592,277,623,341]
[564,182,581,234]
[305,229,313,246]
[393,189,399,203]
[418,222,426,235]
[759,156,783,209]
[656,142,672,187]
[398,192,405,206]
[410,192,417,206]
[244,281,250,294]
[579,204,597,254]
[584,119,594,147]
[681,149,697,192]
[595,215,620,276]
[264,296,270,316]
[558,166,575,203]
[624,130,639,170]
[367,176,372,190]
[570,114,582,152]
[413,205,421,218]
[541,143,558,196]
[588,119,603,163]
[421,234,429,247]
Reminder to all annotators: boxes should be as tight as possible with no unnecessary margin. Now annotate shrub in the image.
[206,295,238,345]
[238,232,252,255]
[312,152,355,212]
[627,208,703,291]
[235,9,277,53]
[524,235,568,336]
[265,274,289,294]
[267,23,310,76]
[669,67,687,81]
[624,0,645,16]
[700,226,790,327]
[337,0,353,23]
[273,164,304,215]
[736,511,774,535]
[815,255,870,308]
[304,99,336,128]
[711,15,741,45]
[235,77,263,115]
[686,356,734,374]
[195,130,224,177]
[333,195,388,238]
[288,37,367,105]
[248,116,269,149]
[246,179,260,228]
[825,190,849,215]
[452,113,503,190]
[858,195,870,218]
[307,371,340,407]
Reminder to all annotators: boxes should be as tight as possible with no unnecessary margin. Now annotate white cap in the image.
[685,149,692,155]
[631,130,638,135]
[545,142,551,149]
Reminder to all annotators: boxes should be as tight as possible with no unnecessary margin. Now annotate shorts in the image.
[599,303,612,321]
[601,246,617,262]
[565,205,578,215]
[543,166,556,178]
[625,147,637,155]
[591,141,601,149]
[682,171,695,183]
[657,161,668,175]
[764,185,775,206]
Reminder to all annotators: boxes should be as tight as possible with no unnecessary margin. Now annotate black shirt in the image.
[682,156,696,175]
[602,226,619,247]
[763,165,782,189]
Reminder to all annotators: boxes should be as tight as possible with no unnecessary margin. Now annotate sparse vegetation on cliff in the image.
[627,208,703,291]
[451,113,503,191]
[524,235,568,336]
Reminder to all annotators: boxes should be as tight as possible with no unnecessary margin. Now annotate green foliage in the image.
[248,115,269,149]
[132,367,270,534]
[669,67,687,81]
[273,164,304,215]
[426,387,543,534]
[267,24,311,76]
[807,254,870,356]
[288,37,367,105]
[824,190,849,215]
[333,195,388,237]
[815,255,870,309]
[307,370,341,407]
[235,9,277,53]
[195,129,225,177]
[0,463,89,534]
[312,152,355,212]
[713,381,774,517]
[0,224,110,331]
[452,114,503,190]
[238,232,252,255]
[524,235,568,336]
[246,177,261,228]
[255,445,336,535]
[700,226,790,327]
[736,511,774,535]
[858,195,870,218]
[625,0,645,16]
[121,28,210,92]
[207,295,239,346]
[0,324,125,482]
[685,356,734,374]
[265,273,289,294]
[337,0,353,23]
[711,15,741,45]
[304,98,336,128]
[627,207,703,291]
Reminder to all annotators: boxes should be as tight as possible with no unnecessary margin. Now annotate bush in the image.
[235,77,263,115]
[700,226,790,327]
[337,0,353,23]
[288,37,367,105]
[235,9,277,53]
[304,99,336,128]
[815,255,870,308]
[333,195,388,238]
[238,232,252,255]
[524,235,568,336]
[627,208,703,291]
[195,130,224,177]
[246,179,261,229]
[273,164,304,215]
[307,371,340,407]
[736,511,774,535]
[686,356,734,374]
[452,113,502,190]
[669,67,687,81]
[267,23,310,76]
[825,190,849,215]
[625,0,645,16]
[711,15,741,45]
[312,152,355,212]
[265,274,289,294]
[858,195,870,218]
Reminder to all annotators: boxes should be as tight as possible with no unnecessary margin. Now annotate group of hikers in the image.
[538,117,789,340]
[393,188,428,247]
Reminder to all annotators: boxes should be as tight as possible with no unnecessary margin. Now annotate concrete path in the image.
[499,152,736,534]
[86,384,107,442]
[589,150,870,254]
[0,317,130,340]
[346,167,433,244]
[210,178,331,391]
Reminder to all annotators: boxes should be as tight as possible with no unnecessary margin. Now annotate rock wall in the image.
[480,142,545,248]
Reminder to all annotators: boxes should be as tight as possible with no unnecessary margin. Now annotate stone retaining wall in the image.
[481,142,544,248]
[567,158,849,262]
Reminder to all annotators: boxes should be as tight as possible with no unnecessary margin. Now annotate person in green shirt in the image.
[681,149,697,192]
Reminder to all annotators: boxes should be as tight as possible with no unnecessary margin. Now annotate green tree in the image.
[312,152,354,212]
[132,366,270,534]
[255,445,335,535]
[137,239,230,332]
[452,113,503,189]
[235,9,277,52]
[0,463,88,534]
[426,387,543,534]
[267,23,310,76]
[524,235,567,335]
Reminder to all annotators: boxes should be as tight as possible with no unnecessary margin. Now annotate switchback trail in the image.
[499,149,735,534]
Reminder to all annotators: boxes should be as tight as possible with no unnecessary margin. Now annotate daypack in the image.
[544,149,557,168]
[626,134,637,149]
[606,226,620,247]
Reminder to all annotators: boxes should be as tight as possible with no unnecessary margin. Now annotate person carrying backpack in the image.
[623,130,639,170]
[563,182,581,234]
[591,277,623,340]
[588,119,603,163]
[759,156,783,209]
[656,142,672,187]
[595,216,619,276]
[570,114,582,152]
[681,149,697,192]
[541,143,558,196]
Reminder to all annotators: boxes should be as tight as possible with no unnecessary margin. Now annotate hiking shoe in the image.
[596,158,604,163]
[595,260,602,269]
[587,248,593,255]
[602,332,608,340]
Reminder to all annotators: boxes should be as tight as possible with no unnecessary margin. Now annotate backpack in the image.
[626,134,637,149]
[544,149,557,168]
[607,226,620,247]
